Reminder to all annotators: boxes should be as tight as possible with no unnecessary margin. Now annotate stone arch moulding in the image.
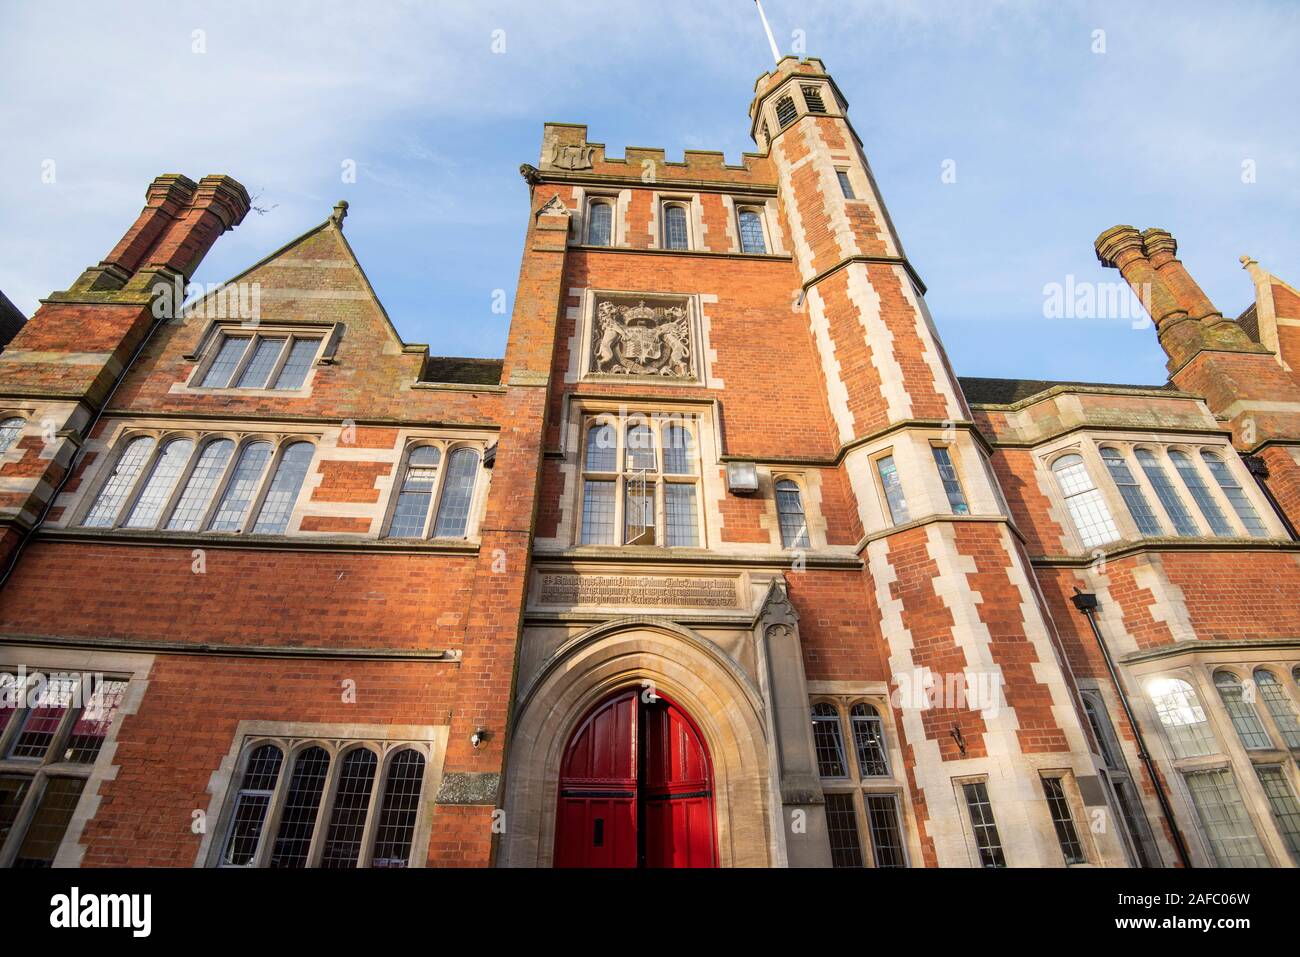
[500,616,777,868]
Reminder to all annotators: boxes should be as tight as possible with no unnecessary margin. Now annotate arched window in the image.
[1254,669,1300,749]
[1051,453,1119,547]
[662,204,689,250]
[585,422,617,472]
[1099,448,1161,536]
[83,436,156,528]
[586,201,612,246]
[738,208,766,254]
[166,438,235,530]
[1147,677,1217,759]
[123,437,193,528]
[221,744,284,866]
[1169,450,1232,536]
[321,747,379,869]
[1214,671,1272,749]
[251,441,315,534]
[269,746,331,868]
[371,749,426,868]
[811,702,847,778]
[1200,451,1266,536]
[431,447,479,538]
[775,479,810,548]
[0,417,25,454]
[387,446,441,538]
[1134,448,1197,536]
[209,441,274,531]
[850,703,889,776]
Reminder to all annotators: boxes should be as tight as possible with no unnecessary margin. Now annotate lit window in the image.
[802,85,827,113]
[1041,776,1086,864]
[737,208,767,254]
[1134,449,1198,536]
[774,94,797,128]
[1169,450,1232,536]
[1254,765,1300,862]
[1100,447,1162,536]
[662,204,689,250]
[578,415,699,548]
[83,436,156,528]
[1254,669,1300,749]
[931,446,969,515]
[775,479,810,548]
[962,780,1006,867]
[219,737,430,869]
[0,671,127,867]
[877,455,909,524]
[836,170,856,199]
[1052,453,1120,547]
[1214,671,1272,750]
[198,333,322,390]
[251,441,315,535]
[1184,768,1269,867]
[811,703,847,778]
[0,417,25,454]
[1201,451,1267,536]
[1147,677,1217,759]
[586,201,612,246]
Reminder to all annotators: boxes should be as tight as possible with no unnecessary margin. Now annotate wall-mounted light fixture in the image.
[470,727,489,749]
[726,461,759,495]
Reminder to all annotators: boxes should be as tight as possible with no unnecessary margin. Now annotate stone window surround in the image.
[378,438,491,542]
[807,690,917,868]
[198,719,448,869]
[68,425,321,536]
[1127,652,1300,867]
[578,192,620,247]
[1038,434,1282,552]
[180,319,343,397]
[1035,768,1096,866]
[950,772,1007,868]
[771,470,818,551]
[0,646,153,868]
[651,193,704,252]
[575,409,705,549]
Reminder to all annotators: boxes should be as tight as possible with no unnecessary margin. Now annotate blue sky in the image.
[2,1,1297,385]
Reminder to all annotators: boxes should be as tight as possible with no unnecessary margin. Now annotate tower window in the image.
[836,170,856,200]
[737,208,767,254]
[876,455,909,525]
[662,203,690,250]
[586,200,612,246]
[774,94,797,128]
[775,479,810,548]
[801,85,827,113]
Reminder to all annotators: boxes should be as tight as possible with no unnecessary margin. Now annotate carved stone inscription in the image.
[539,573,737,608]
[590,297,693,378]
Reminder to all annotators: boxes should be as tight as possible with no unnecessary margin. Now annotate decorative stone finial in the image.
[1240,254,1257,268]
[331,200,349,227]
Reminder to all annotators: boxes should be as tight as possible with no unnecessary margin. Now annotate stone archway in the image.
[498,618,777,867]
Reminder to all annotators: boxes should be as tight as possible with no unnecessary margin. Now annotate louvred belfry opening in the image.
[555,689,716,868]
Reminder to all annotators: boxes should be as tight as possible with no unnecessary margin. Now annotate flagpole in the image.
[754,0,782,65]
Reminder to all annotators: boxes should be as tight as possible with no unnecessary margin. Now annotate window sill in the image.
[37,526,482,554]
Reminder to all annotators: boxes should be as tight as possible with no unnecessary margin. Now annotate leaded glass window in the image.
[1148,677,1217,759]
[122,437,193,528]
[1041,776,1086,864]
[1254,669,1300,749]
[1051,453,1120,548]
[662,204,689,250]
[83,436,156,527]
[1168,450,1232,536]
[586,201,612,246]
[1201,451,1267,536]
[1184,768,1269,867]
[251,441,314,534]
[0,418,25,454]
[1135,448,1198,536]
[932,446,969,515]
[812,703,847,778]
[738,208,766,254]
[1214,671,1272,749]
[850,703,889,777]
[877,455,909,524]
[776,479,810,548]
[1100,447,1162,536]
[962,780,1006,867]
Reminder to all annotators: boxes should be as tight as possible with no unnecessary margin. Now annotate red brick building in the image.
[1,57,1298,869]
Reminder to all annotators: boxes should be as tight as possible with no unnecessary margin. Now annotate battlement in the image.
[537,123,774,188]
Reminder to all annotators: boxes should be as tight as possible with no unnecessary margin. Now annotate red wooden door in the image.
[555,690,716,868]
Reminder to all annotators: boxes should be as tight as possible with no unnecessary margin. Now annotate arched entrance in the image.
[554,688,717,868]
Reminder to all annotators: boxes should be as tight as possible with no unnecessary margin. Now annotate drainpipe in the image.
[1070,587,1193,869]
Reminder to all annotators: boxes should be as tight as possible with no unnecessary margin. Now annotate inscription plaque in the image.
[538,574,738,608]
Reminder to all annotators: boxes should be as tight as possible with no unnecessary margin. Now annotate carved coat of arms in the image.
[591,300,692,377]
[550,144,595,171]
